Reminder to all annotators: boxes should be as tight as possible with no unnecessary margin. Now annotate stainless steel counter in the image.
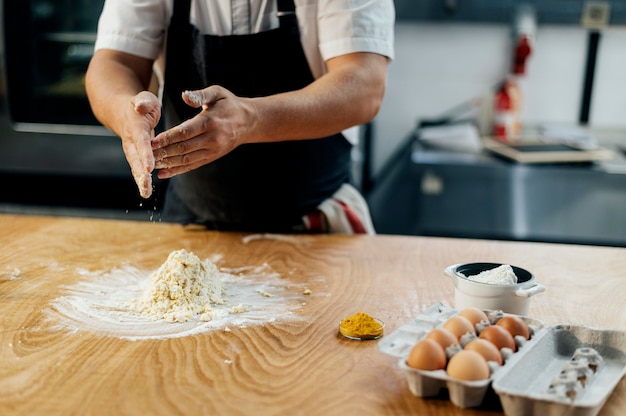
[368,129,626,247]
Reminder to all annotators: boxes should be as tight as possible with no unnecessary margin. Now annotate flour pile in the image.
[47,249,319,340]
[462,264,518,285]
[129,249,226,322]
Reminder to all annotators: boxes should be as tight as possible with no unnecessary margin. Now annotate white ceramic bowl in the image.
[444,262,545,315]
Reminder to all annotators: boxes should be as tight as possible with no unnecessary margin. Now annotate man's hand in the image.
[123,91,161,198]
[151,86,255,179]
[150,52,389,180]
[85,49,159,199]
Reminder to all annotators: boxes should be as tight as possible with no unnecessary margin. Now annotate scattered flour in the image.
[242,233,312,244]
[256,289,273,297]
[46,251,319,340]
[231,304,248,313]
[462,264,518,285]
[1,267,21,281]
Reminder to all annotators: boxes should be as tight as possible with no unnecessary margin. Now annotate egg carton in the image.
[378,302,626,415]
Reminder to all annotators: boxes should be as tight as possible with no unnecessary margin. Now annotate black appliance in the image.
[0,0,163,218]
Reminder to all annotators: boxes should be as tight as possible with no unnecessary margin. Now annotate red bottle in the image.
[492,80,518,141]
[513,35,532,75]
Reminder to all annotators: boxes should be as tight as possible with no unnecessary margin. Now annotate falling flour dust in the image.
[46,249,314,340]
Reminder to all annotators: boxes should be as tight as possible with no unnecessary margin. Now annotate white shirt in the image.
[94,0,395,143]
[95,0,395,80]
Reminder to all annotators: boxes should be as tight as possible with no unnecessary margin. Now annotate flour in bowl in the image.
[129,249,226,322]
[462,264,518,285]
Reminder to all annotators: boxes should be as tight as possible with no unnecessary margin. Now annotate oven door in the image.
[0,0,166,217]
[0,0,137,178]
[2,0,109,136]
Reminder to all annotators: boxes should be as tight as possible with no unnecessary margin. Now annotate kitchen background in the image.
[1,0,625,245]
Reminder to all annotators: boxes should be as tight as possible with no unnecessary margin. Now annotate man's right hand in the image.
[86,49,159,200]
[123,91,161,199]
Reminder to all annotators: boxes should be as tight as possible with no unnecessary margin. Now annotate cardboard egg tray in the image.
[378,302,626,415]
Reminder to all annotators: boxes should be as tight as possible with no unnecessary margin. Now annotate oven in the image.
[0,0,164,217]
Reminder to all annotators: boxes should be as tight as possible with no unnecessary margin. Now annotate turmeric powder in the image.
[339,312,384,339]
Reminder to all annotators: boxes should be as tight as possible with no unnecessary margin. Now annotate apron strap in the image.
[276,0,297,30]
[173,1,297,34]
[276,0,296,13]
[171,0,191,26]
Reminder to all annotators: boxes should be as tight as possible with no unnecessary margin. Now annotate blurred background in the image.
[0,0,625,246]
[366,0,626,247]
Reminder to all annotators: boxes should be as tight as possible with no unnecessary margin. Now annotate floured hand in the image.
[124,92,161,198]
[151,86,253,179]
[135,173,153,199]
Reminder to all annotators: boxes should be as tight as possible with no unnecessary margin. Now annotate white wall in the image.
[372,22,626,177]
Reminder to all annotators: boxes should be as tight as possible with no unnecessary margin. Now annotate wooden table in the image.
[0,214,624,415]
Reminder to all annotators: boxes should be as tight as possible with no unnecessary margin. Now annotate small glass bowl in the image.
[338,317,385,340]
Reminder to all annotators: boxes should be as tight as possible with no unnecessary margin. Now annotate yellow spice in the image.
[340,312,383,338]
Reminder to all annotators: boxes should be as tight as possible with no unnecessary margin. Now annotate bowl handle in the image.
[444,264,460,279]
[515,284,545,298]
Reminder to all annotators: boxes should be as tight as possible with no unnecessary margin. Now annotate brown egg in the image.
[442,315,475,340]
[458,307,489,326]
[406,339,447,371]
[479,325,516,351]
[496,315,530,340]
[464,338,503,365]
[425,327,458,350]
[446,350,491,381]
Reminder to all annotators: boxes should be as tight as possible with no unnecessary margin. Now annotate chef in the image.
[85,0,395,233]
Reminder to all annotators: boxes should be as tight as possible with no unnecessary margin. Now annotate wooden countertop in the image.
[0,214,624,415]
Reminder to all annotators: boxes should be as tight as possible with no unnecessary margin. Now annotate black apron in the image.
[161,0,352,233]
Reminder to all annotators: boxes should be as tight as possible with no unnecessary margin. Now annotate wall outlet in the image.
[581,1,611,29]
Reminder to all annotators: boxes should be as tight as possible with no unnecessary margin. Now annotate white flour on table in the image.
[242,233,312,245]
[0,267,21,281]
[46,250,312,340]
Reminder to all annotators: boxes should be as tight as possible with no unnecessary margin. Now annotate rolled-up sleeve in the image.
[94,0,169,60]
[317,0,395,62]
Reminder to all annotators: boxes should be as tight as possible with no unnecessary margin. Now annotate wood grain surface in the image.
[0,214,624,416]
